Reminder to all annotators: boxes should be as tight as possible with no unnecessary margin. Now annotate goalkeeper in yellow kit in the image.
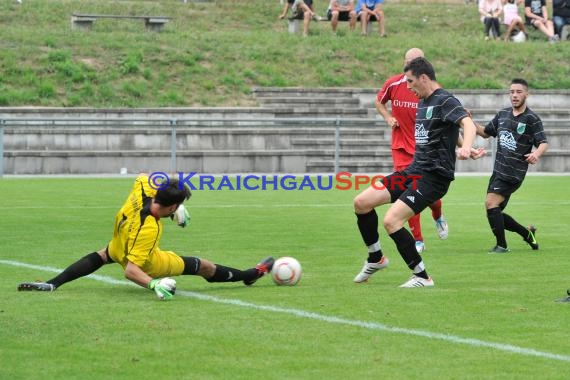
[18,174,274,300]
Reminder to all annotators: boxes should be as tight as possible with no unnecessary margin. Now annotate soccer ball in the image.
[271,257,302,286]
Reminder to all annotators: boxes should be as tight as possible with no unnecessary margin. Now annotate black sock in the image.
[356,209,379,246]
[205,265,248,283]
[47,252,104,289]
[389,228,428,279]
[356,210,383,262]
[367,251,383,263]
[414,270,428,279]
[487,207,507,248]
[503,213,528,239]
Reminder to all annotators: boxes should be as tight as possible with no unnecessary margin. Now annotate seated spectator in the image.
[327,0,357,35]
[479,0,503,40]
[355,0,386,37]
[524,0,559,42]
[502,0,527,41]
[279,0,316,37]
[553,0,570,40]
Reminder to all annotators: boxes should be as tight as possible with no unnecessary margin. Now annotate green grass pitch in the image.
[0,175,569,379]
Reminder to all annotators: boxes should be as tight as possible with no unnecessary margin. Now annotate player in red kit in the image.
[375,48,448,253]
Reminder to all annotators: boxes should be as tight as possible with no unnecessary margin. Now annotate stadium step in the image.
[257,96,361,108]
[306,160,394,173]
[3,87,570,174]
[291,138,391,151]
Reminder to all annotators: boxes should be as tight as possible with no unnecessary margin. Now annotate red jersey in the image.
[376,73,419,156]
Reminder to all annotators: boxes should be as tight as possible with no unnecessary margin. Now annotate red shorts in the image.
[392,148,414,172]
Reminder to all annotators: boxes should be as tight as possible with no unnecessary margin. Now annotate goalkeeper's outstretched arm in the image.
[124,261,153,288]
[124,261,176,300]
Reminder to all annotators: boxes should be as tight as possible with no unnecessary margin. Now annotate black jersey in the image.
[484,106,547,184]
[525,0,546,23]
[406,88,469,180]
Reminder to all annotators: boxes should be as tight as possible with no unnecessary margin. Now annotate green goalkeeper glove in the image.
[148,278,176,300]
[172,204,190,228]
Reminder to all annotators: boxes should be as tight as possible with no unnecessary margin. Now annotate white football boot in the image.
[399,275,434,288]
[353,256,389,283]
[435,216,449,240]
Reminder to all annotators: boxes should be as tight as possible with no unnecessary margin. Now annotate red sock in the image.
[430,199,442,220]
[408,214,423,241]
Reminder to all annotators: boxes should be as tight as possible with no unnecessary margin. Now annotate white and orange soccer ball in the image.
[271,257,302,286]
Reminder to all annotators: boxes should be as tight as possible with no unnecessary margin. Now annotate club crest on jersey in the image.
[517,122,526,134]
[426,106,434,119]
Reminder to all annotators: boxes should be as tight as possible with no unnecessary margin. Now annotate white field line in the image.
[2,259,569,364]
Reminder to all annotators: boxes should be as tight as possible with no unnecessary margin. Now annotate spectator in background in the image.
[553,0,570,40]
[502,0,527,41]
[279,0,316,37]
[356,0,386,37]
[479,0,503,40]
[524,0,559,42]
[328,0,357,35]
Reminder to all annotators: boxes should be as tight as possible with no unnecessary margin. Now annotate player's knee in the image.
[383,213,404,234]
[485,198,501,209]
[198,259,216,279]
[353,195,370,213]
[97,248,110,264]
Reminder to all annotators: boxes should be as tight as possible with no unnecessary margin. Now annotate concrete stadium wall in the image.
[2,89,569,175]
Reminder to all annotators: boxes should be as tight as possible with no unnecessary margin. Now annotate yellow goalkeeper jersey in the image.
[107,175,185,277]
[108,174,160,268]
[109,175,184,277]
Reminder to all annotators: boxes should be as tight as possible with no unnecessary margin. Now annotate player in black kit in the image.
[352,57,483,288]
[475,78,549,253]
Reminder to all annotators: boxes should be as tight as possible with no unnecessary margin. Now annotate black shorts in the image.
[327,9,353,21]
[357,11,379,22]
[487,173,522,209]
[290,11,304,20]
[529,19,541,29]
[380,171,450,215]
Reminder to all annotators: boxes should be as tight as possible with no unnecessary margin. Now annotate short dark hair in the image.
[403,57,436,81]
[154,179,191,207]
[511,78,528,90]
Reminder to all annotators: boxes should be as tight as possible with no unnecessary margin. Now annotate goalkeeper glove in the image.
[171,204,190,228]
[148,278,176,300]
